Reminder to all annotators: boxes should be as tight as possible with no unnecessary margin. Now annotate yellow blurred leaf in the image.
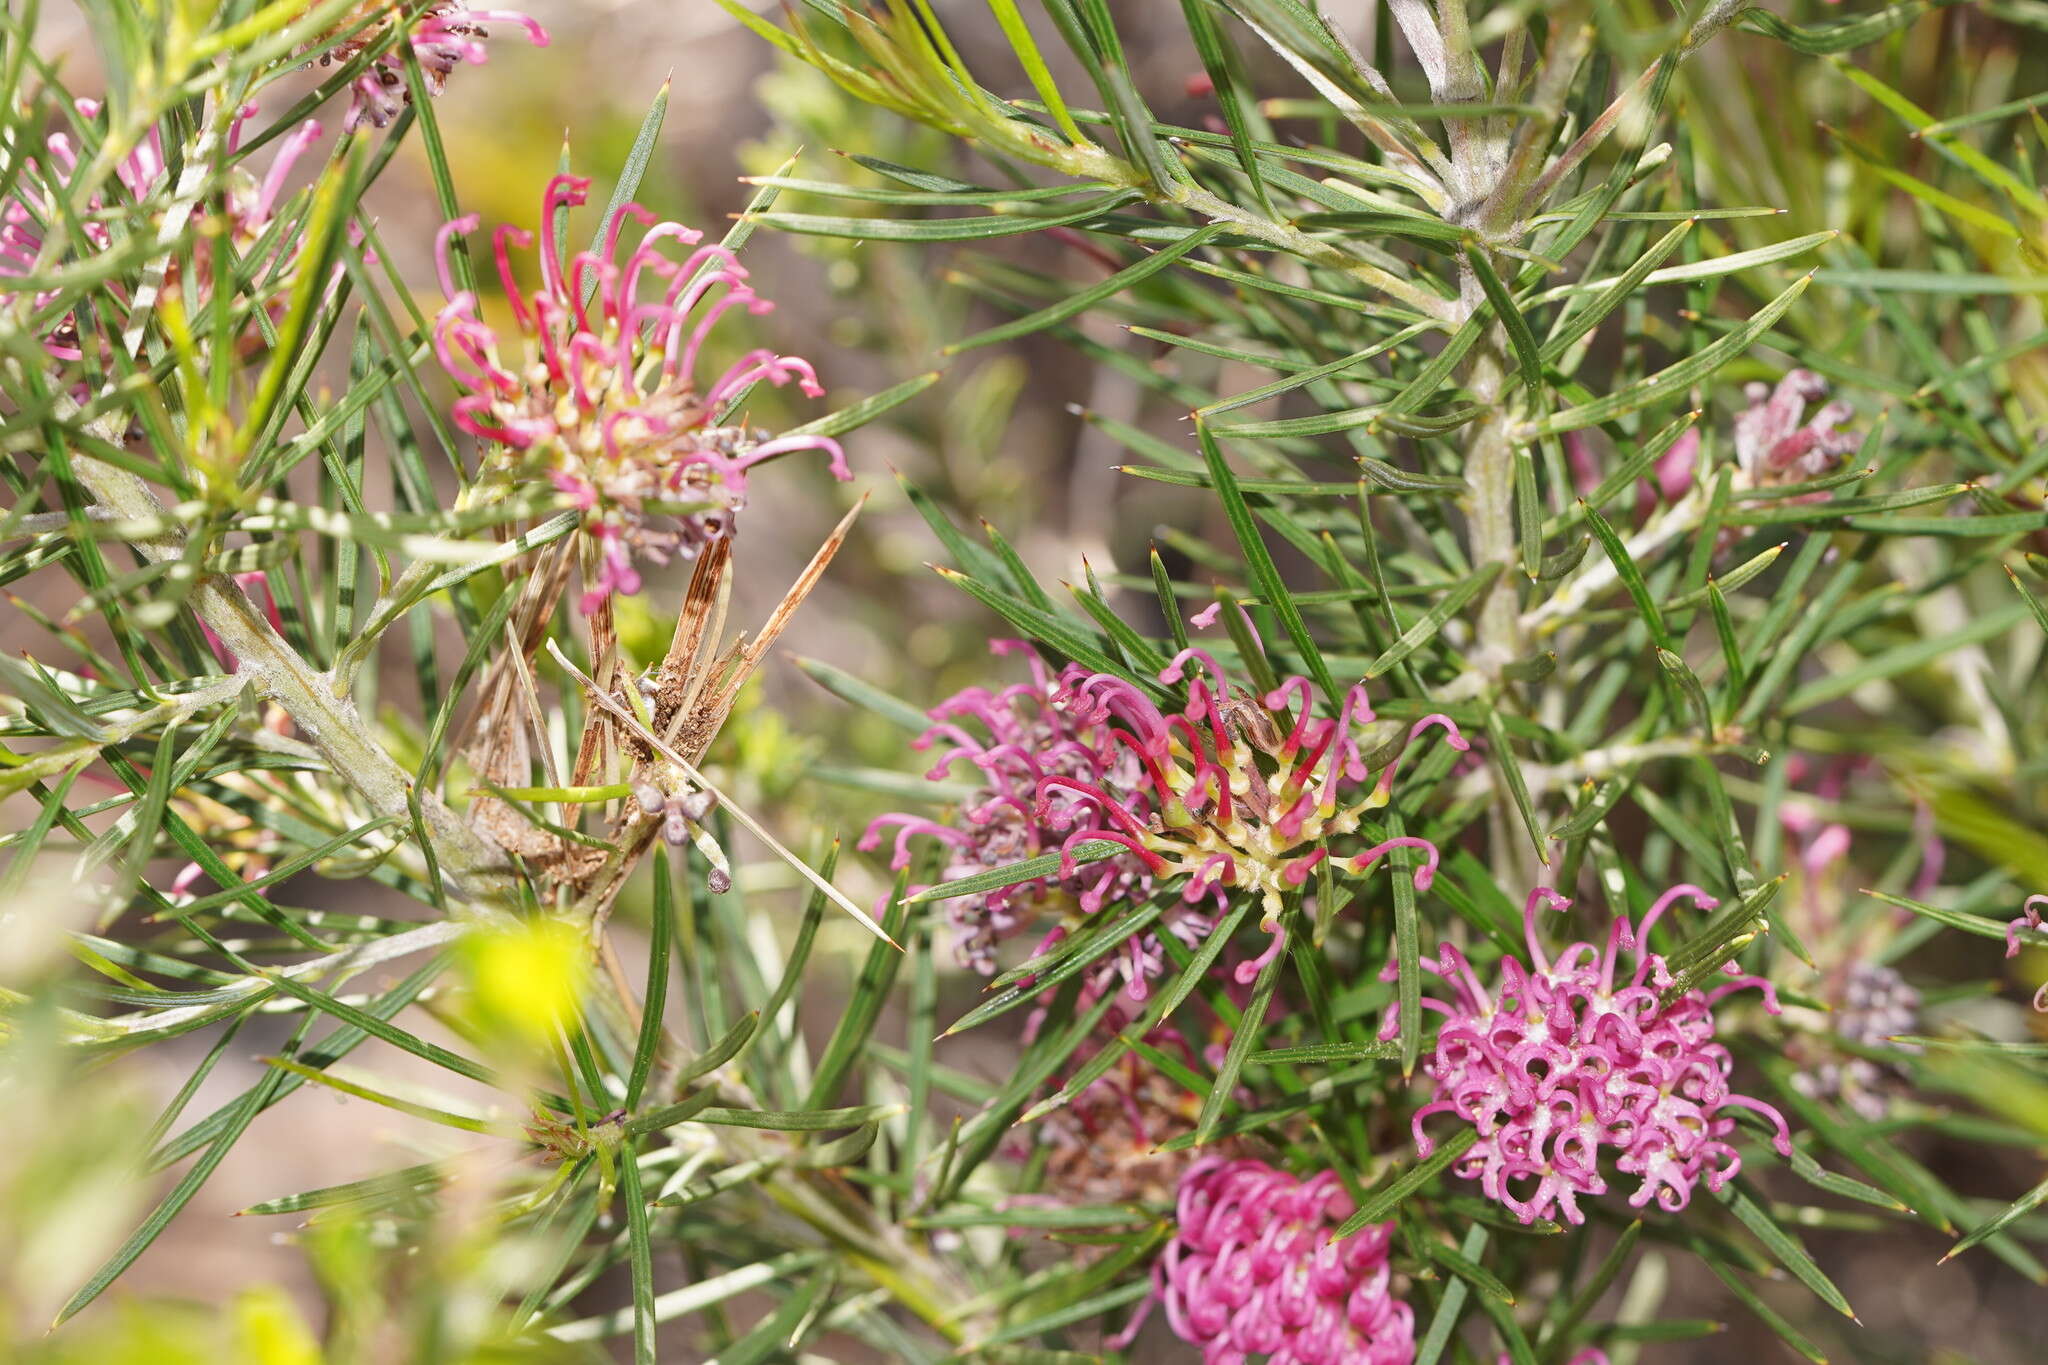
[230,1285,322,1365]
[458,918,590,1048]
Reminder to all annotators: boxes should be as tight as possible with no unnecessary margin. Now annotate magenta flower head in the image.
[1047,652,1461,985]
[313,3,549,131]
[1123,1157,1415,1365]
[432,176,848,613]
[1386,885,1793,1226]
[2004,895,2047,1011]
[1734,369,1858,488]
[2,102,321,358]
[860,641,1169,983]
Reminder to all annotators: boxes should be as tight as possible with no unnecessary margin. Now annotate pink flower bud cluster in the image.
[432,176,849,613]
[1046,649,1461,985]
[631,778,714,853]
[1014,1025,1214,1219]
[860,641,1172,986]
[1734,370,1858,489]
[1130,1157,1415,1365]
[313,3,548,131]
[1386,885,1793,1226]
[2,102,321,358]
[1791,962,1921,1120]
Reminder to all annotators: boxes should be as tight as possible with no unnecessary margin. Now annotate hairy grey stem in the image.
[66,452,515,913]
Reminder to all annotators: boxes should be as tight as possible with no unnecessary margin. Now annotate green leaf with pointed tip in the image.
[237,1161,448,1217]
[2008,565,2048,639]
[787,370,942,439]
[902,842,1121,905]
[1465,245,1542,393]
[1526,274,1813,438]
[620,1142,656,1365]
[1197,418,1338,700]
[1483,710,1548,865]
[1017,902,1252,1125]
[943,223,1226,354]
[1866,889,2044,950]
[1738,0,1967,55]
[1694,1250,1827,1364]
[1717,1178,1857,1319]
[1945,1173,2048,1265]
[1331,1129,1479,1241]
[804,876,913,1107]
[1542,218,1695,362]
[1249,1040,1399,1066]
[1195,907,1287,1143]
[1579,500,1671,650]
[1425,1239,1514,1304]
[986,0,1082,143]
[1182,0,1269,206]
[749,189,1139,241]
[1357,837,1410,1082]
[584,78,672,307]
[1363,562,1501,678]
[58,1017,320,1326]
[792,655,930,733]
[949,902,1165,1037]
[934,565,1146,687]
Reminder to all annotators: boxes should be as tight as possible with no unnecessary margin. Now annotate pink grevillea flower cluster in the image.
[2004,895,2048,1011]
[1,102,321,358]
[1047,650,1463,986]
[860,640,1175,988]
[312,2,548,131]
[1385,885,1794,1226]
[432,176,848,613]
[1121,1157,1415,1365]
[1734,369,1858,489]
[1566,369,1858,516]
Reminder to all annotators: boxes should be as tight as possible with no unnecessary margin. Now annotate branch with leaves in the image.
[3,2,2046,1363]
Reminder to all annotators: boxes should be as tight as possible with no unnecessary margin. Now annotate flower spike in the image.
[430,179,849,612]
[1392,885,1792,1227]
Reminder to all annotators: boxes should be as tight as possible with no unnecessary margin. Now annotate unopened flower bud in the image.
[633,781,666,818]
[707,867,732,895]
[676,789,716,822]
[662,809,689,846]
